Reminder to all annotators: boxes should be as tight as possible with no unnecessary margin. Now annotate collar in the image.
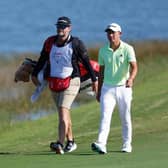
[55,35,72,47]
[107,40,124,51]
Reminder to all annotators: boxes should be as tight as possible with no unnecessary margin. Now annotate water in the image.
[11,110,54,122]
[11,101,79,122]
[0,0,168,53]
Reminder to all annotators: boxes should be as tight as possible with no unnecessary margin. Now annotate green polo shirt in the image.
[98,40,136,86]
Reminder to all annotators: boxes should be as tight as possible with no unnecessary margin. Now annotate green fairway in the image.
[0,51,168,168]
[0,131,168,168]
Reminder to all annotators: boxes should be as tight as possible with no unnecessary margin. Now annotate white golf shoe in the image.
[64,140,77,153]
[121,143,132,153]
[91,142,107,154]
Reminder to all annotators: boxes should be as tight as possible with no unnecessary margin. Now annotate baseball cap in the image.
[55,16,71,26]
[105,23,122,32]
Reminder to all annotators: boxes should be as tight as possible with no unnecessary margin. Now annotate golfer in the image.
[91,23,138,154]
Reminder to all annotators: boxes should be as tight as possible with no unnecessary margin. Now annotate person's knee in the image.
[59,107,71,124]
[68,120,72,128]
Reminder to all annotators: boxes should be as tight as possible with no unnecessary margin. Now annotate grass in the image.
[0,41,168,167]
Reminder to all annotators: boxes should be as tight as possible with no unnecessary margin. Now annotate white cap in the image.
[105,23,122,32]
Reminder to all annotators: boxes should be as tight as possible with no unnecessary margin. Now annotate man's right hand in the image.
[31,76,40,86]
[96,91,101,102]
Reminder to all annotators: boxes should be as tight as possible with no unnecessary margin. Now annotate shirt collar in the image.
[107,40,124,50]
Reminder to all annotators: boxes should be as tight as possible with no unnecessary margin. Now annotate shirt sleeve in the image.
[127,46,136,62]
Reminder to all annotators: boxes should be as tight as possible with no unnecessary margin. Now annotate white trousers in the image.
[97,84,133,146]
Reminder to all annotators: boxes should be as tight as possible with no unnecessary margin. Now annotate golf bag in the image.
[14,58,99,102]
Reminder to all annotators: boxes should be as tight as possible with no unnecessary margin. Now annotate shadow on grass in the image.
[0,151,54,156]
[26,151,98,156]
[108,150,124,153]
[0,151,99,156]
[0,150,124,156]
[0,152,17,155]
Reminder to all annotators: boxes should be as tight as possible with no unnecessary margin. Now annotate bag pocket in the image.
[48,76,71,91]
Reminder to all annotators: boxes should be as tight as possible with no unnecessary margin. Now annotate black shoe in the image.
[64,140,77,153]
[50,141,64,154]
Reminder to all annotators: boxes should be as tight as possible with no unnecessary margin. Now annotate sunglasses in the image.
[107,30,115,34]
[56,24,69,29]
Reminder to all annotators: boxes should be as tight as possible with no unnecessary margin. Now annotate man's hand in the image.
[92,81,98,95]
[126,78,133,87]
[96,91,101,102]
[31,76,40,86]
